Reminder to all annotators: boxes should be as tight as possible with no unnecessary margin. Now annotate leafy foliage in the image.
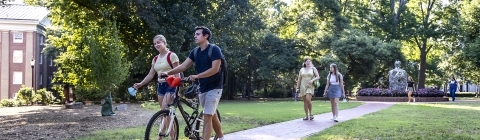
[22,0,479,100]
[0,99,18,107]
[35,88,56,105]
[357,88,445,97]
[16,85,36,105]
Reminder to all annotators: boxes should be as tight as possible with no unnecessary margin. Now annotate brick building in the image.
[0,2,56,100]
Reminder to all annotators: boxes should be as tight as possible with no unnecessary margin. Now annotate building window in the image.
[13,32,23,43]
[40,35,44,43]
[13,71,22,84]
[49,58,53,66]
[39,73,43,85]
[39,54,43,64]
[12,50,23,63]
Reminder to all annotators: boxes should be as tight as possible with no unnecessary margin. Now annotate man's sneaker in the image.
[333,118,338,122]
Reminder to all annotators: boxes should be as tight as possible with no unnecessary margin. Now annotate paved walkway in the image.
[223,102,395,140]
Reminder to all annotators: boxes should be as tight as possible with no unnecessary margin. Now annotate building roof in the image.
[0,4,49,22]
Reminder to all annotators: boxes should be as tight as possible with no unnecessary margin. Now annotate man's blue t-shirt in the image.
[188,44,223,93]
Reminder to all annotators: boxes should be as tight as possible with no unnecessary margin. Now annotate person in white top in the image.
[323,63,346,122]
[133,35,181,110]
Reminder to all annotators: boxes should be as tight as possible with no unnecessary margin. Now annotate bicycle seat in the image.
[184,83,199,99]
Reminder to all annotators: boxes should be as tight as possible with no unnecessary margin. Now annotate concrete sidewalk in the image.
[223,102,395,140]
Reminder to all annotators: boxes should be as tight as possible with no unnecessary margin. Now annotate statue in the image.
[388,61,407,91]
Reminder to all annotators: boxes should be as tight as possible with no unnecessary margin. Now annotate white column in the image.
[25,31,34,91]
[1,31,9,100]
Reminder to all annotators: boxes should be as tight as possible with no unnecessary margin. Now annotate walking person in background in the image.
[476,80,479,98]
[295,58,320,120]
[323,63,345,122]
[448,76,460,102]
[406,76,416,103]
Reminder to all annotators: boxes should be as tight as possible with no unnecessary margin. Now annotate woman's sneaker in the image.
[331,116,338,122]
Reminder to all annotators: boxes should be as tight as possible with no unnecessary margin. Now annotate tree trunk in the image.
[418,45,427,89]
[227,75,235,100]
[247,56,251,100]
[263,83,268,98]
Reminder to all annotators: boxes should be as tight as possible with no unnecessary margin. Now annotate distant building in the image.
[0,2,56,100]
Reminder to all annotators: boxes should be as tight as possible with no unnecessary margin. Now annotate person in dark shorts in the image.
[406,76,416,103]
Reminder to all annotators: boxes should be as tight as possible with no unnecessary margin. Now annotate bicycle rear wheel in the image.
[194,109,221,140]
[145,110,179,140]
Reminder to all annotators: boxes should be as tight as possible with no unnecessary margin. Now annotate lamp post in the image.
[30,57,35,93]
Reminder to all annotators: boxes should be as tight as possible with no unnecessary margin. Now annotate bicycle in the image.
[144,76,221,140]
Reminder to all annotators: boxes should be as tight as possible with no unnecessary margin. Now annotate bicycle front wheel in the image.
[195,109,221,140]
[145,110,179,140]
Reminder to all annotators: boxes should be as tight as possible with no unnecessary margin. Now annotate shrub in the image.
[357,88,383,96]
[357,88,446,97]
[0,99,18,107]
[36,88,56,105]
[390,89,407,97]
[16,85,37,105]
[268,88,288,98]
[16,99,27,106]
[415,88,446,97]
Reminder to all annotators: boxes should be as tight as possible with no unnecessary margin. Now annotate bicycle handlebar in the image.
[159,74,193,83]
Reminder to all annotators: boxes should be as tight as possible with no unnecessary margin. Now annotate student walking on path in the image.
[406,76,416,103]
[448,76,460,102]
[162,26,226,140]
[133,35,181,110]
[295,58,320,120]
[323,63,346,122]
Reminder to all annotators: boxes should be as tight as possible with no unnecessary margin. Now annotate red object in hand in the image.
[171,77,181,87]
[166,76,174,86]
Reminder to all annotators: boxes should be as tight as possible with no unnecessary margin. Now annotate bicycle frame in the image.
[157,79,202,138]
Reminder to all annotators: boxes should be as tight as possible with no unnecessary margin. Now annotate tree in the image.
[329,29,404,88]
[458,0,480,84]
[39,0,130,99]
[401,0,450,88]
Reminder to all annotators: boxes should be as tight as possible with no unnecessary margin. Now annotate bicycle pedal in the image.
[158,132,169,137]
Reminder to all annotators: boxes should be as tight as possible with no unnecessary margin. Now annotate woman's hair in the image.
[303,58,311,68]
[153,35,167,46]
[408,76,414,82]
[451,76,456,81]
[328,63,340,82]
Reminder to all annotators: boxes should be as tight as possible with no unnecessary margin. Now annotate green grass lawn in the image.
[305,103,480,140]
[77,100,363,140]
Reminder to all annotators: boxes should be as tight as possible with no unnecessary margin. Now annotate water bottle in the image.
[127,87,137,96]
[295,91,298,102]
[413,97,416,102]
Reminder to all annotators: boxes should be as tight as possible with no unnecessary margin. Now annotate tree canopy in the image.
[24,0,480,99]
